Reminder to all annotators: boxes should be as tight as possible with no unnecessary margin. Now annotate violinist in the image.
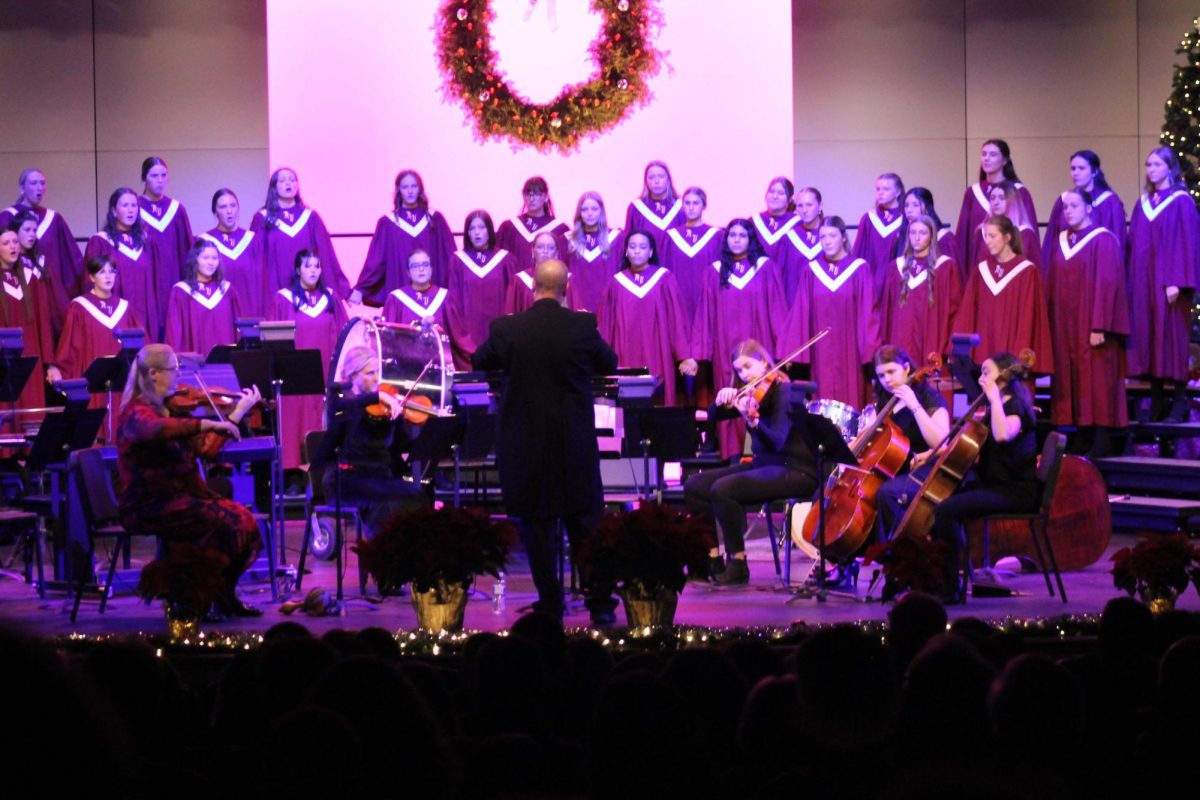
[684,339,818,585]
[115,344,264,618]
[311,345,427,543]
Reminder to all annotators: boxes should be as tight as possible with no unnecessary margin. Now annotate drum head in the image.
[806,399,861,442]
[329,318,453,415]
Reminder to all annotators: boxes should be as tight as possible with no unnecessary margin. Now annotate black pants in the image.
[931,481,1041,561]
[684,462,816,553]
[323,469,426,538]
[519,514,616,618]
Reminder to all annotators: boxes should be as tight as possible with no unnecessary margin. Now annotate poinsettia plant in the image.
[580,503,714,594]
[864,536,955,602]
[137,543,229,613]
[1111,533,1200,601]
[354,506,517,597]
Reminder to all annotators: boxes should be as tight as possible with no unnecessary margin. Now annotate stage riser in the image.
[1096,457,1200,499]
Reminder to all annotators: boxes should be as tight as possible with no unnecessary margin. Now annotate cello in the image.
[798,353,942,561]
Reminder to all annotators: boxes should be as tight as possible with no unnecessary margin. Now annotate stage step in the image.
[1108,495,1200,534]
[1095,456,1200,498]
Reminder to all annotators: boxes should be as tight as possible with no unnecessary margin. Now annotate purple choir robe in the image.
[505,269,536,315]
[695,257,788,457]
[852,206,904,299]
[596,266,695,406]
[953,254,1054,375]
[935,228,963,279]
[382,284,475,370]
[1125,189,1200,381]
[0,203,84,298]
[780,255,879,409]
[138,195,194,331]
[22,254,67,338]
[269,288,350,469]
[495,214,569,275]
[354,209,455,305]
[54,292,142,409]
[660,224,724,325]
[565,229,624,313]
[251,205,351,300]
[199,227,267,318]
[1047,226,1129,426]
[623,198,683,254]
[1042,189,1127,265]
[83,232,160,341]
[955,181,1039,264]
[750,211,801,264]
[164,280,241,358]
[777,224,822,308]
[879,255,962,364]
[968,224,1042,276]
[0,268,55,416]
[447,247,512,350]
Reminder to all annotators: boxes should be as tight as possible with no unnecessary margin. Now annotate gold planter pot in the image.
[164,602,201,642]
[410,579,469,632]
[619,583,679,628]
[1142,588,1178,614]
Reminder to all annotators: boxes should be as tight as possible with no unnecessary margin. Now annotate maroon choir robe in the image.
[852,206,904,299]
[0,203,84,298]
[83,232,160,341]
[953,255,1054,375]
[354,209,455,305]
[880,255,962,364]
[0,268,55,416]
[1042,189,1127,265]
[565,229,624,312]
[1126,189,1200,381]
[623,197,683,254]
[199,227,266,318]
[750,211,801,264]
[968,224,1042,275]
[955,181,1038,264]
[780,255,879,409]
[138,195,194,331]
[382,284,475,369]
[695,257,788,457]
[777,225,822,308]
[164,280,241,359]
[21,254,67,338]
[660,224,723,325]
[447,247,512,351]
[269,288,349,469]
[54,292,142,409]
[504,268,581,314]
[935,228,963,279]
[495,214,569,275]
[1047,226,1129,426]
[596,266,695,406]
[251,205,351,300]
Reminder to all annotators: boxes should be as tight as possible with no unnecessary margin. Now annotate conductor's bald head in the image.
[533,258,569,301]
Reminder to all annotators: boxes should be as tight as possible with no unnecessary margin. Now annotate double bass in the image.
[799,354,942,561]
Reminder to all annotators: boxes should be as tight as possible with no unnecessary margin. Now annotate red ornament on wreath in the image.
[436,0,665,154]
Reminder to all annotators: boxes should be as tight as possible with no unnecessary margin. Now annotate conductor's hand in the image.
[380,390,403,420]
[202,419,242,441]
[1166,285,1180,304]
[1089,331,1105,347]
[715,387,738,406]
[232,385,262,421]
[678,358,698,377]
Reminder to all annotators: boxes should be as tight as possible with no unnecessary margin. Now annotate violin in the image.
[164,385,235,416]
[364,383,436,423]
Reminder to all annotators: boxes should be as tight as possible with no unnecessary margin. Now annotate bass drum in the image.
[806,399,862,442]
[329,318,454,416]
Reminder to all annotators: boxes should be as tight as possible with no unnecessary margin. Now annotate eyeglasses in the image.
[409,260,433,269]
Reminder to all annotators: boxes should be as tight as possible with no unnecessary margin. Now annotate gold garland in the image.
[436,0,664,153]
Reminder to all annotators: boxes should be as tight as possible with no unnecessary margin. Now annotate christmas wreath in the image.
[435,0,664,153]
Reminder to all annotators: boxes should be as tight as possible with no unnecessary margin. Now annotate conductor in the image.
[473,258,619,624]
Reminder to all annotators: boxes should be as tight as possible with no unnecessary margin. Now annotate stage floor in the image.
[1,524,1194,639]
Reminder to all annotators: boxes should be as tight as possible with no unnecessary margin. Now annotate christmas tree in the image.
[1161,16,1200,210]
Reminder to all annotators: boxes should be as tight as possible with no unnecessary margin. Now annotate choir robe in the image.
[447,247,512,350]
[596,266,695,406]
[1042,189,1127,265]
[852,206,904,299]
[164,280,241,359]
[935,228,963,278]
[565,229,624,313]
[780,255,879,409]
[251,205,351,300]
[953,254,1054,375]
[382,284,475,370]
[695,257,788,457]
[750,211,801,264]
[1125,189,1200,381]
[138,195,194,331]
[268,288,349,469]
[955,181,1038,262]
[354,209,455,305]
[83,231,160,341]
[660,223,723,324]
[199,227,266,318]
[879,255,962,364]
[968,223,1042,275]
[21,254,67,339]
[0,203,84,298]
[504,268,580,314]
[54,292,142,409]
[0,267,56,416]
[1047,226,1129,426]
[777,224,822,308]
[495,214,569,275]
[622,197,684,254]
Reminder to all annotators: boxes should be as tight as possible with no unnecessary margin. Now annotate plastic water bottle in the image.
[492,574,506,614]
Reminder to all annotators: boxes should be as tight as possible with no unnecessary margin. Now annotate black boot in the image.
[705,554,726,581]
[1149,378,1167,421]
[712,557,749,586]
[1165,382,1190,423]
[1085,426,1113,459]
[1068,427,1093,455]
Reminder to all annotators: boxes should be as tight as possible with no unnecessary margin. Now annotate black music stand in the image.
[628,407,698,501]
[0,326,38,418]
[83,329,144,442]
[26,380,105,472]
[949,332,983,407]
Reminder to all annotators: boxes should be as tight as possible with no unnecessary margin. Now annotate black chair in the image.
[974,431,1069,603]
[296,430,364,593]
